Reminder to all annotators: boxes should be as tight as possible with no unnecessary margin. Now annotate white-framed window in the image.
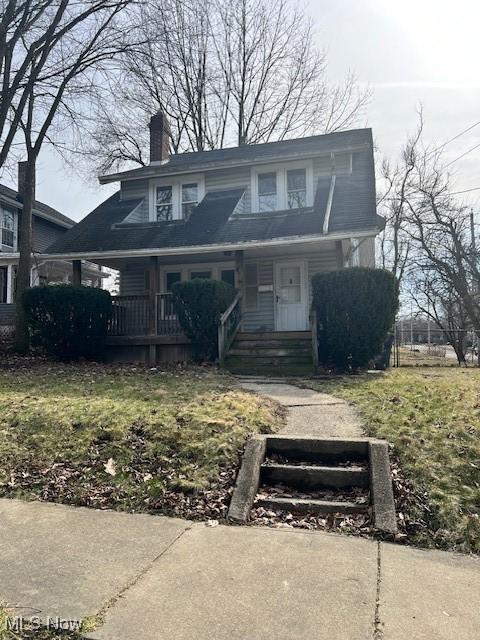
[155,185,173,221]
[150,175,204,221]
[258,172,277,212]
[251,160,313,213]
[1,207,15,248]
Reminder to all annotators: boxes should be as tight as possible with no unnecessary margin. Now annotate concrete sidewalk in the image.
[1,498,479,639]
[237,380,363,438]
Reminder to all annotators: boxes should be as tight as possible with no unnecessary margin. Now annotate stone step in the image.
[266,436,369,465]
[255,496,367,515]
[236,331,311,341]
[228,347,312,357]
[260,463,370,490]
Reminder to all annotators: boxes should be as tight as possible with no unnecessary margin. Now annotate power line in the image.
[444,141,480,168]
[426,119,480,157]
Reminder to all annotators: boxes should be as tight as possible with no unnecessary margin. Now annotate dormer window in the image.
[150,175,204,221]
[251,161,313,213]
[287,168,307,208]
[156,186,173,221]
[258,172,277,212]
[181,183,198,219]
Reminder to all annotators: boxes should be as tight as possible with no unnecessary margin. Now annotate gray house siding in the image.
[0,302,15,326]
[116,150,356,225]
[32,216,66,252]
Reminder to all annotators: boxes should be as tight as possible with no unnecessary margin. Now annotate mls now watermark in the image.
[6,615,82,633]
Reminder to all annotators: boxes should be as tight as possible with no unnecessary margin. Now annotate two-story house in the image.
[0,173,105,331]
[43,112,382,369]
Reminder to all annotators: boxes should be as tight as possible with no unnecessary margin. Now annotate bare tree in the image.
[6,0,133,352]
[410,270,469,365]
[82,0,370,173]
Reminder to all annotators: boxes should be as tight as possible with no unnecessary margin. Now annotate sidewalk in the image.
[1,498,478,639]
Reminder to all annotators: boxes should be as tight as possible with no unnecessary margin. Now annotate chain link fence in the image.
[391,323,479,367]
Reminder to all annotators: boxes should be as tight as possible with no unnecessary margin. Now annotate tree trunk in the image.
[14,158,36,353]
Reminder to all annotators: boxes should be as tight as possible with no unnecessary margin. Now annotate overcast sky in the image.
[6,0,480,221]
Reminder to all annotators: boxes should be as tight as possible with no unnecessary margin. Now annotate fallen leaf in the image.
[104,458,116,476]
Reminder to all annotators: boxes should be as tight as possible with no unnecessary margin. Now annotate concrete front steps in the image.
[228,435,397,534]
[256,437,370,516]
[224,331,314,376]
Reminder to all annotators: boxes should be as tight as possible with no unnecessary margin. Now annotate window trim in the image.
[1,207,16,249]
[149,174,205,221]
[251,160,313,213]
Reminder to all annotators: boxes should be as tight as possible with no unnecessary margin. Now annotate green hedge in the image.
[172,279,236,361]
[312,267,398,371]
[23,284,112,360]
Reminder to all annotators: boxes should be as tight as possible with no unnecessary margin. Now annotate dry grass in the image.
[0,360,283,519]
[302,368,480,553]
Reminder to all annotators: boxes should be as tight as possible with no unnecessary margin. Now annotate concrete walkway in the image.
[0,498,479,640]
[238,378,363,438]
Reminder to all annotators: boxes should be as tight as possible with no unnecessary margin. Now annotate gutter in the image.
[40,228,379,262]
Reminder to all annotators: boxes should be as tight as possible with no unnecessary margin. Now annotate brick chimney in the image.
[149,111,171,163]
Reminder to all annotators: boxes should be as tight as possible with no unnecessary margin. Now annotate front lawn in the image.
[0,360,283,520]
[303,368,480,553]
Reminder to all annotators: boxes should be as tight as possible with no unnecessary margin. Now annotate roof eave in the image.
[41,227,379,261]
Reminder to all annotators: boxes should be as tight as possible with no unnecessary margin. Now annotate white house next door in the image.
[274,261,308,331]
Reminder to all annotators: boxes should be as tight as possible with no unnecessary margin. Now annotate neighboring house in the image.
[43,112,382,367]
[0,174,105,330]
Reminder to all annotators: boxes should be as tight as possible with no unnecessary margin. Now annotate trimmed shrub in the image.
[23,284,112,360]
[312,267,399,371]
[171,279,236,361]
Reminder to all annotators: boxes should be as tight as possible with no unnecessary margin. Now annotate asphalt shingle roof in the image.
[45,129,378,256]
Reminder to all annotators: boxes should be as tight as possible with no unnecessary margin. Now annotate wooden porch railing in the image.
[108,293,182,337]
[218,293,242,365]
[155,293,182,335]
[109,295,150,336]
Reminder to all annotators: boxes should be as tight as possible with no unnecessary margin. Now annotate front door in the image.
[274,261,308,331]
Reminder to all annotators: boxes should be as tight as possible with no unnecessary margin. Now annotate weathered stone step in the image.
[266,436,369,465]
[228,347,312,357]
[255,496,367,515]
[235,331,311,341]
[260,463,370,490]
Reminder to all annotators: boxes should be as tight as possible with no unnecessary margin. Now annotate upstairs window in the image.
[287,168,307,209]
[1,208,15,247]
[252,161,313,213]
[258,172,277,212]
[150,176,204,221]
[155,185,173,221]
[181,183,198,219]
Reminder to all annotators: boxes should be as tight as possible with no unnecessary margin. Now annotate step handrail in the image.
[218,292,242,365]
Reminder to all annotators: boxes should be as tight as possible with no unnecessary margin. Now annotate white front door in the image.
[274,261,308,331]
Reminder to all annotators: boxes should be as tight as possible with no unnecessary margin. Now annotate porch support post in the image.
[234,249,244,295]
[148,256,159,364]
[72,260,82,285]
[335,241,344,269]
[235,249,244,330]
